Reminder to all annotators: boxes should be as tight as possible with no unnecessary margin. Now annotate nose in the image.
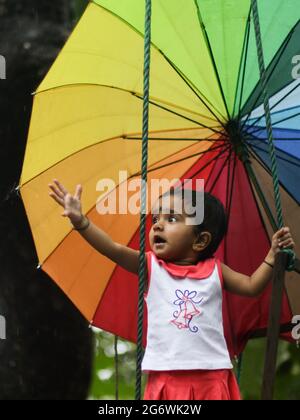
[153,219,164,231]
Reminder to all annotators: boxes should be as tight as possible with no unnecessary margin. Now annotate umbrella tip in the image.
[14,185,21,197]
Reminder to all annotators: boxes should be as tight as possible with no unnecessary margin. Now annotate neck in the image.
[168,255,199,265]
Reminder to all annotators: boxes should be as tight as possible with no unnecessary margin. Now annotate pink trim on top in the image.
[215,257,231,357]
[215,258,225,289]
[150,251,216,280]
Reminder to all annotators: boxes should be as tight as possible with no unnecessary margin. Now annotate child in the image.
[49,179,295,400]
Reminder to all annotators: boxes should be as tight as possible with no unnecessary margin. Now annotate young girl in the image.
[49,179,295,400]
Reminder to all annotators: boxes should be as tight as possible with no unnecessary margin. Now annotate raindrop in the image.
[23,42,31,50]
[104,340,131,357]
[97,368,113,381]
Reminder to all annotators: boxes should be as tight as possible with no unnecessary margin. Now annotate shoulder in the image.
[220,262,232,277]
[220,262,246,279]
[220,262,251,295]
[220,262,241,283]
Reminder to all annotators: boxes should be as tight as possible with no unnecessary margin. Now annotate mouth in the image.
[153,235,167,245]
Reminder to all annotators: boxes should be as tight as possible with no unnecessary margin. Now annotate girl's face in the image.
[149,194,200,265]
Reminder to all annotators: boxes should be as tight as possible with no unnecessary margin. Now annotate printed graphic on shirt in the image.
[170,289,203,333]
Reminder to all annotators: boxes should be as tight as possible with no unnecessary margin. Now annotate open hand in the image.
[49,179,83,225]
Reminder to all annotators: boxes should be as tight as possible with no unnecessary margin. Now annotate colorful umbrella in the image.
[21,0,300,379]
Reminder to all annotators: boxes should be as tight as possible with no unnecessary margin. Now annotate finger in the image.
[273,229,283,240]
[74,184,82,200]
[278,233,292,243]
[49,192,64,206]
[276,227,286,236]
[53,179,68,196]
[278,234,291,244]
[49,183,64,199]
[280,227,290,236]
[278,239,294,248]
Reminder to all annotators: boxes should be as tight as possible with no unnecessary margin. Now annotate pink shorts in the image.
[144,369,241,400]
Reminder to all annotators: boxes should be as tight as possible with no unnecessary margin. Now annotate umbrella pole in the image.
[261,252,288,400]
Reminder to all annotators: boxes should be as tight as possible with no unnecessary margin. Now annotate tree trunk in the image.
[0,0,93,400]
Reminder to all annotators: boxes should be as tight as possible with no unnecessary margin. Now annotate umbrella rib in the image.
[244,144,278,231]
[187,144,231,181]
[246,131,300,164]
[248,103,300,119]
[240,21,296,127]
[132,92,224,135]
[245,80,300,130]
[226,148,237,212]
[222,151,239,355]
[158,50,225,126]
[94,138,225,212]
[225,148,233,210]
[207,146,233,193]
[131,142,226,177]
[20,136,120,187]
[242,79,300,132]
[90,0,222,124]
[34,82,219,130]
[141,130,219,170]
[250,144,300,169]
[123,136,224,142]
[193,0,230,120]
[243,152,280,263]
[248,110,300,136]
[21,127,221,188]
[246,143,300,204]
[223,148,238,356]
[234,10,251,120]
[94,1,226,125]
[245,136,300,142]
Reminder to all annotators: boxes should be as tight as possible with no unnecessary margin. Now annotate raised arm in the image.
[49,179,140,274]
[222,227,295,297]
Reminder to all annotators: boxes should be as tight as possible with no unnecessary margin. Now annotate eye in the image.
[152,215,159,224]
[168,215,177,223]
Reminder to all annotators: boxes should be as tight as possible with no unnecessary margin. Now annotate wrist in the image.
[265,249,275,266]
[71,215,89,231]
[263,260,274,269]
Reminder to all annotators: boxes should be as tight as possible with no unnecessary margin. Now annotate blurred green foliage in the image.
[89,330,299,400]
[89,330,144,400]
[238,339,300,400]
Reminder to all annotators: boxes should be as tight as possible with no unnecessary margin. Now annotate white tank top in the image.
[142,252,233,371]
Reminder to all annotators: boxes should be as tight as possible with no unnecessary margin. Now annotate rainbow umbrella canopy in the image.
[21,0,300,356]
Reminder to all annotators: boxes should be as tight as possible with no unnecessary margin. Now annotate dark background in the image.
[0,0,93,400]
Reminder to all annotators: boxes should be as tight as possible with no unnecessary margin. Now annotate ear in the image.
[192,231,212,252]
